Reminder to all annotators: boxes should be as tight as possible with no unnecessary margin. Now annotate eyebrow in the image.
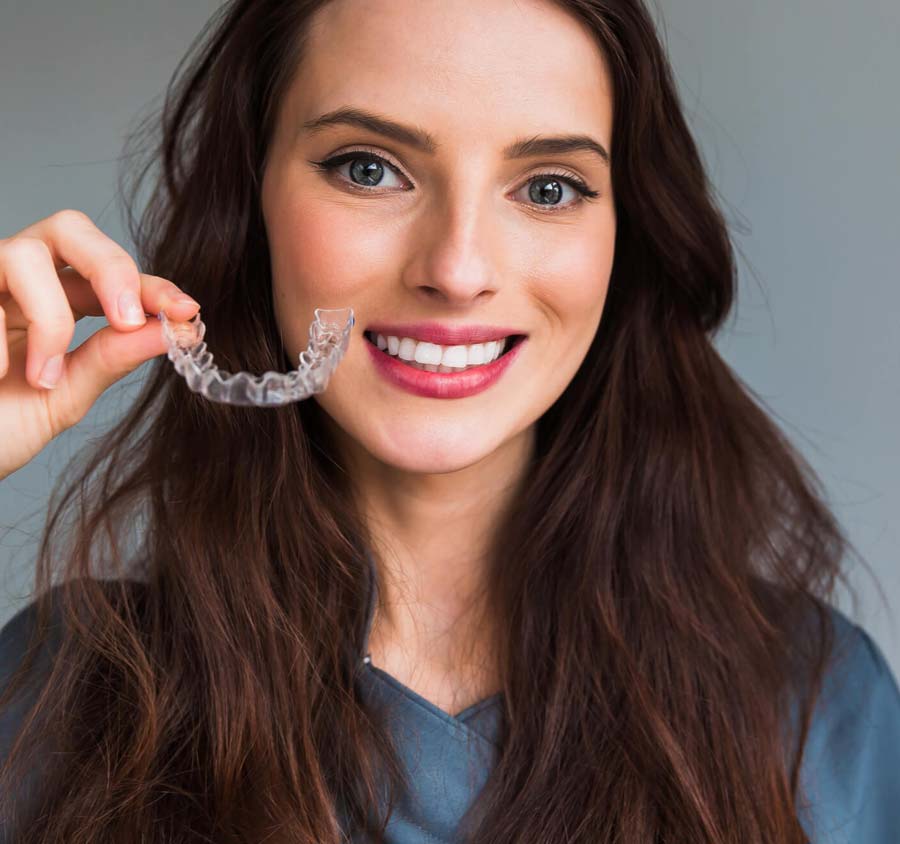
[300,106,610,167]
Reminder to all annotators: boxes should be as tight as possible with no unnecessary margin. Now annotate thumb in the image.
[48,318,169,423]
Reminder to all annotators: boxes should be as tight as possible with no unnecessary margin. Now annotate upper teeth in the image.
[367,332,511,368]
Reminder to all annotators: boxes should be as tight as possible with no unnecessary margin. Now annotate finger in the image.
[10,209,196,334]
[42,318,171,429]
[1,266,200,332]
[0,236,76,389]
[0,233,199,390]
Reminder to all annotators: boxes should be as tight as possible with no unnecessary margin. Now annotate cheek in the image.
[265,197,402,355]
[529,228,614,341]
[517,225,615,410]
[268,202,396,302]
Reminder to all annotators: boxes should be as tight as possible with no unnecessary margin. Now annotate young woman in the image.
[0,0,897,842]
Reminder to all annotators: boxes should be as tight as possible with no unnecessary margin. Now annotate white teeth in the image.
[413,341,443,366]
[367,332,514,370]
[441,345,468,367]
[397,337,417,361]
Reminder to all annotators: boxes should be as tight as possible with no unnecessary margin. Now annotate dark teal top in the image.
[1,566,898,843]
[354,560,900,843]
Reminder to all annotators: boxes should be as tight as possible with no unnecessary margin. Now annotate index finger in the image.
[12,209,147,330]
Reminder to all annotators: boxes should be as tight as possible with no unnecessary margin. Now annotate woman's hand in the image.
[0,209,200,481]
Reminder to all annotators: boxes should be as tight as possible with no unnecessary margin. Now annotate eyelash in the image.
[307,147,600,212]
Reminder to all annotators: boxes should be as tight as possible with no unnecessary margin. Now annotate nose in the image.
[402,186,500,307]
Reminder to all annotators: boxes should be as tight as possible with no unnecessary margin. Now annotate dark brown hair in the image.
[0,1,880,841]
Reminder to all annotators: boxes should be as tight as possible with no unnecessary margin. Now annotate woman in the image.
[0,0,897,841]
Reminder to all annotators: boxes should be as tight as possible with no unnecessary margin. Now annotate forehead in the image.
[294,0,613,147]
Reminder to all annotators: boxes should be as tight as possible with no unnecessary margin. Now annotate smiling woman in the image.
[0,0,898,843]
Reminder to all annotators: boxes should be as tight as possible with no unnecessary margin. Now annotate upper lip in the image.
[364,322,526,346]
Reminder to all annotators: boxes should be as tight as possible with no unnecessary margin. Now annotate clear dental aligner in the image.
[157,306,354,406]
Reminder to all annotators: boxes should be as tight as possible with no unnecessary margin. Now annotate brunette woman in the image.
[1,1,897,842]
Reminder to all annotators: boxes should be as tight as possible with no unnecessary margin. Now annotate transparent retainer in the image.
[157,306,354,406]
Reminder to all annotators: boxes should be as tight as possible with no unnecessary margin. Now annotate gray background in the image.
[1,1,897,677]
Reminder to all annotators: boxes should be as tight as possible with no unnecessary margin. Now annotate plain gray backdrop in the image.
[1,1,898,677]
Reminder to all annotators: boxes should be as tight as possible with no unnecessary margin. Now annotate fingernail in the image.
[172,294,200,308]
[117,290,145,325]
[38,354,64,389]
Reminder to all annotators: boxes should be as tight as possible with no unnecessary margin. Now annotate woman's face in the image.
[261,0,616,475]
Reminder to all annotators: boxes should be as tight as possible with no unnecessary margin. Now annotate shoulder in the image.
[0,586,62,679]
[797,604,900,844]
[0,578,149,841]
[0,576,148,641]
[0,578,148,749]
[0,583,67,728]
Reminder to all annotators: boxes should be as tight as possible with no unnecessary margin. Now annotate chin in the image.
[318,401,505,476]
[368,423,506,475]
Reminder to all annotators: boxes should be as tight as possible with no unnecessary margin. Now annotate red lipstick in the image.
[364,333,527,399]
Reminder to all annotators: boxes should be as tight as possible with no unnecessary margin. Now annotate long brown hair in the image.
[0,1,879,841]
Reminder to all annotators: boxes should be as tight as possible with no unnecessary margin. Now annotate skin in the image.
[261,0,616,716]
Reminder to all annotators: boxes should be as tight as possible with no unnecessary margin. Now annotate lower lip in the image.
[365,335,527,399]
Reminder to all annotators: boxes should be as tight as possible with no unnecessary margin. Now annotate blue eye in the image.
[312,151,407,190]
[310,151,408,191]
[516,174,600,210]
[308,150,600,212]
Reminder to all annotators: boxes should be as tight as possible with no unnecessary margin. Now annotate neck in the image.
[338,424,535,685]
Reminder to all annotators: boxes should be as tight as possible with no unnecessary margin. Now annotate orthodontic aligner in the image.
[157,306,354,406]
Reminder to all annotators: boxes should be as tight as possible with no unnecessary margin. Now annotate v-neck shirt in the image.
[352,550,505,841]
[0,568,898,842]
[352,549,900,843]
[358,548,504,726]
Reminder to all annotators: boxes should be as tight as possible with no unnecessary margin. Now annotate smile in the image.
[363,331,527,399]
